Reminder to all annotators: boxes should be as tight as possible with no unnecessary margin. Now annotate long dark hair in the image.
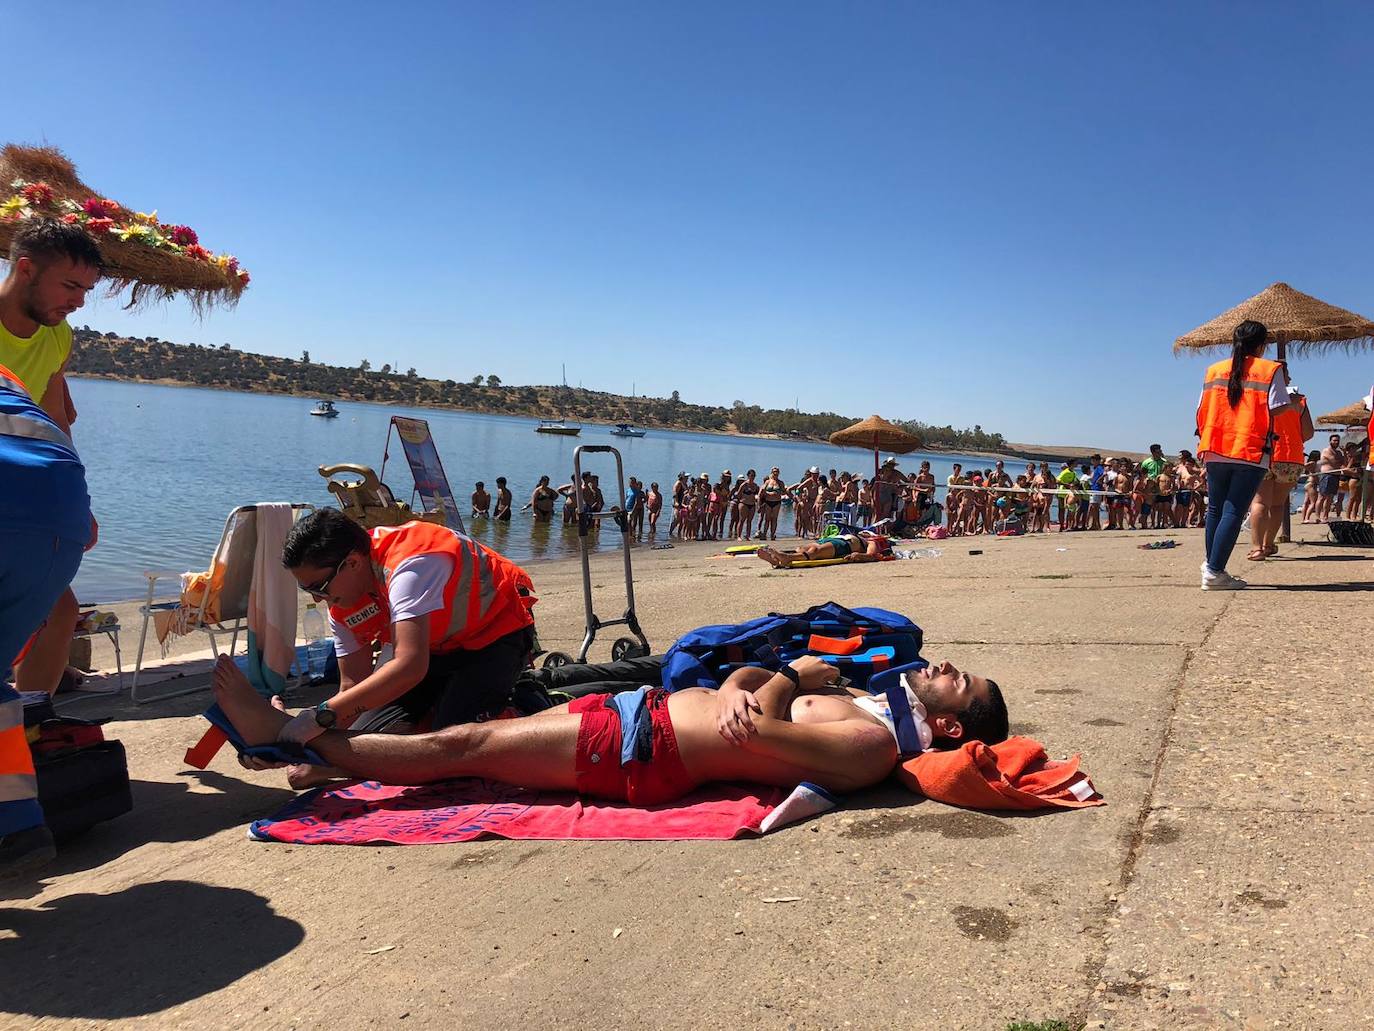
[1228,320,1268,407]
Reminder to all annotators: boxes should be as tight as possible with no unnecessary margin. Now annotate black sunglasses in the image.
[299,557,347,598]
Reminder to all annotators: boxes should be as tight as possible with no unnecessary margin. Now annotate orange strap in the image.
[184,726,229,770]
[807,634,865,655]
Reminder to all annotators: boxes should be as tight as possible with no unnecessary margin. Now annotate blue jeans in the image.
[1,530,86,835]
[1203,463,1266,574]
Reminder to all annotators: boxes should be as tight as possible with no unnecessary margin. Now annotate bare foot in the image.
[212,655,292,746]
[756,546,793,568]
[287,764,351,790]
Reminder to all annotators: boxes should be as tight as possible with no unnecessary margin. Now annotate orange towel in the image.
[896,736,1103,810]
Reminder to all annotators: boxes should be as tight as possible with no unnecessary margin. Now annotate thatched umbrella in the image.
[829,414,922,492]
[1317,400,1372,428]
[1174,282,1374,356]
[0,144,249,311]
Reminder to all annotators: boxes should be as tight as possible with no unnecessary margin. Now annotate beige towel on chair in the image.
[244,503,299,698]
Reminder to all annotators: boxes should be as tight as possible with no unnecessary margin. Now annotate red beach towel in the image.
[249,778,787,844]
[896,736,1103,810]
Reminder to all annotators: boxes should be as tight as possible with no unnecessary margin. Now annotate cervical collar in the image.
[851,672,933,755]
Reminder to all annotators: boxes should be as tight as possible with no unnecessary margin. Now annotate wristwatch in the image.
[776,664,801,689]
[313,701,337,729]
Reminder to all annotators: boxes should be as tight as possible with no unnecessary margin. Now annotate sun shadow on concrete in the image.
[0,880,303,1019]
[0,771,297,903]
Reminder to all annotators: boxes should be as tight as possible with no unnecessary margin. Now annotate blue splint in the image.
[202,703,328,766]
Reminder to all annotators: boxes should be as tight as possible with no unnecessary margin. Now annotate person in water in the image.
[212,653,1008,804]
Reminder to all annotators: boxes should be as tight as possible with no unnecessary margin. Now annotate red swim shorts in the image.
[568,689,697,806]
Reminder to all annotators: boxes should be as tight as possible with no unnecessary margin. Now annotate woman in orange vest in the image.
[1195,320,1298,590]
[267,509,538,777]
[1245,381,1313,561]
[0,363,93,876]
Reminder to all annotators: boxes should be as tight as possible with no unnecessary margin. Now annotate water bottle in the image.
[302,602,330,682]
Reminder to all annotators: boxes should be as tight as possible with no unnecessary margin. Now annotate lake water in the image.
[68,378,997,600]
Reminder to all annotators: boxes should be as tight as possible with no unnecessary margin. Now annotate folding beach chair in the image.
[130,503,314,704]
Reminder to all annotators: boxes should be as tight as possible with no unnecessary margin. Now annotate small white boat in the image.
[310,400,340,418]
[609,423,646,438]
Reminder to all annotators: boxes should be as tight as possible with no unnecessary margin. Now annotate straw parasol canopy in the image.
[1317,400,1372,428]
[1173,283,1374,355]
[0,144,250,312]
[829,414,922,483]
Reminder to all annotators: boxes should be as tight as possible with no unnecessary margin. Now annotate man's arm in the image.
[743,713,898,793]
[38,364,72,433]
[327,617,430,725]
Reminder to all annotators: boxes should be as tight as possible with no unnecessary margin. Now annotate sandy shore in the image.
[5,524,1371,1029]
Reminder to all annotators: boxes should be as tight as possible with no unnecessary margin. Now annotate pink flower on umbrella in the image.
[237,269,251,285]
[184,244,211,261]
[61,212,81,225]
[84,217,116,236]
[166,224,199,247]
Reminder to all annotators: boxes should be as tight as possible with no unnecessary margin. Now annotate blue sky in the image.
[12,2,1374,451]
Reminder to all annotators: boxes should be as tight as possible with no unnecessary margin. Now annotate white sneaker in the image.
[1201,569,1247,591]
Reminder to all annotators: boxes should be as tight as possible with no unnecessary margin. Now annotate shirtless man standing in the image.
[470,481,491,519]
[211,653,1008,803]
[493,477,513,521]
[791,468,820,538]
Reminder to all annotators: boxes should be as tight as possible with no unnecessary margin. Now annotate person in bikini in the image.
[735,469,761,540]
[211,652,1010,804]
[756,529,892,567]
[521,475,559,522]
[757,467,786,541]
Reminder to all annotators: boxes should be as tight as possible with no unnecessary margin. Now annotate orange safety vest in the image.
[1271,395,1307,465]
[1196,356,1282,464]
[329,521,536,655]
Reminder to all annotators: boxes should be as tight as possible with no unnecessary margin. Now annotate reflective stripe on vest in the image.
[1271,397,1306,465]
[1196,356,1281,464]
[0,699,38,802]
[0,377,75,450]
[332,521,534,654]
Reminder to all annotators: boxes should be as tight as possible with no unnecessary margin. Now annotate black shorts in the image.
[351,626,535,733]
[1319,473,1340,497]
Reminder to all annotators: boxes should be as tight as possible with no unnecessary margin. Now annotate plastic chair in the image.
[131,503,313,704]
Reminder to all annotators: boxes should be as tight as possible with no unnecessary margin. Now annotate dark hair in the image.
[956,679,1009,746]
[281,508,370,570]
[475,481,485,489]
[496,477,506,486]
[9,218,105,272]
[1228,320,1268,407]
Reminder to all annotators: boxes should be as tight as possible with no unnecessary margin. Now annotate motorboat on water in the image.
[536,418,582,436]
[609,423,646,437]
[310,400,340,418]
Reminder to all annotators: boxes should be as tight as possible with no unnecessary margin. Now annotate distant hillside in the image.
[66,328,1012,452]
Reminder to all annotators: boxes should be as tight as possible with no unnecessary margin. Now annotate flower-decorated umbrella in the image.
[829,414,923,482]
[0,144,249,311]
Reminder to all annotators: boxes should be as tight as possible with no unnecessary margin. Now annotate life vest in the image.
[1196,356,1281,463]
[329,521,536,655]
[0,695,37,807]
[1271,395,1307,465]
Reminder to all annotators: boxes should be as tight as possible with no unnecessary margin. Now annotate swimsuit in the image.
[569,688,696,805]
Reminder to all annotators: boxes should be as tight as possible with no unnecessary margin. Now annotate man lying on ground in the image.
[213,653,1008,804]
[756,530,891,568]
